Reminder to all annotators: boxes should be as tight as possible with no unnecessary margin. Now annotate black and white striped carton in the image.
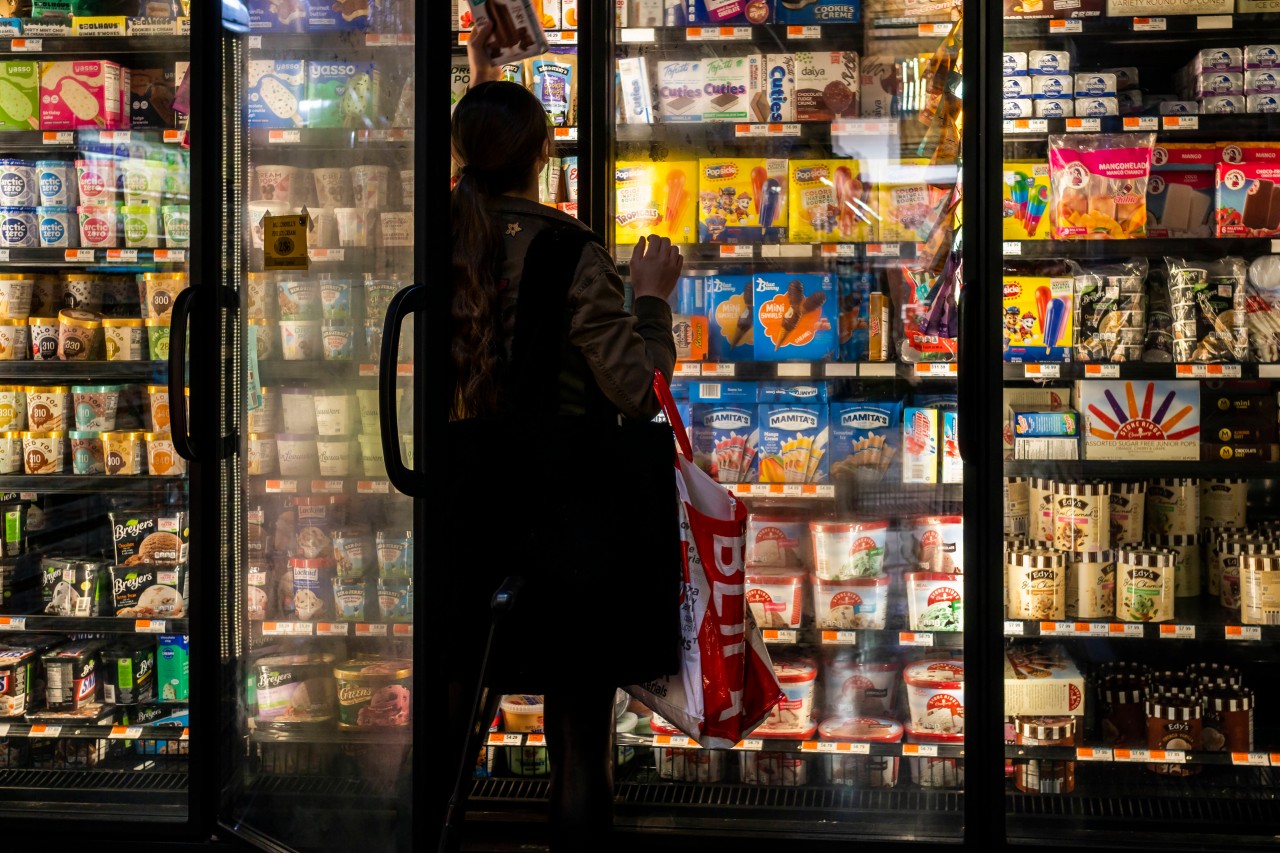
[1209,532,1271,597]
[1015,716,1077,742]
[1005,476,1029,538]
[1006,548,1066,621]
[1146,693,1203,720]
[1068,550,1115,619]
[1240,551,1280,626]
[1186,662,1243,688]
[1145,478,1200,537]
[1052,480,1110,553]
[1219,542,1276,611]
[1148,533,1200,598]
[1116,547,1177,623]
[1199,478,1248,529]
[1109,481,1146,545]
[1029,477,1055,544]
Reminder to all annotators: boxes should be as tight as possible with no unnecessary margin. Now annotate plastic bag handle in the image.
[654,370,694,462]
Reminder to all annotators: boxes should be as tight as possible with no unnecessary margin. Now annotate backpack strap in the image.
[508,225,608,418]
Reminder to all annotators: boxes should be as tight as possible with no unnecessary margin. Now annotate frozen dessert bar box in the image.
[1004,645,1085,716]
[247,59,305,128]
[40,60,123,130]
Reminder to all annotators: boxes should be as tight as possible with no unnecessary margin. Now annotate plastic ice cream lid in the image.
[772,655,818,682]
[818,716,904,743]
[0,319,21,327]
[276,434,318,442]
[71,385,123,393]
[334,658,412,681]
[101,318,142,327]
[825,659,901,675]
[810,573,890,588]
[26,317,58,325]
[913,515,963,525]
[810,518,889,533]
[144,319,170,328]
[903,660,965,688]
[748,720,818,740]
[1186,662,1242,686]
[287,557,333,570]
[904,724,965,744]
[1202,684,1253,711]
[1147,693,1202,719]
[904,571,964,584]
[257,652,335,667]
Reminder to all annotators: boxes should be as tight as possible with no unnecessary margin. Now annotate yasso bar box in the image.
[304,60,379,128]
[1004,645,1085,716]
[753,272,837,361]
[1078,379,1200,460]
[306,0,370,29]
[0,61,38,130]
[40,60,122,130]
[246,60,305,129]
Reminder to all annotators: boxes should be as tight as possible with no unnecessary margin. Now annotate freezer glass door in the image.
[221,2,417,849]
[999,4,1280,845]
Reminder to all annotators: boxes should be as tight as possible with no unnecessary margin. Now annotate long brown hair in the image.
[449,81,552,420]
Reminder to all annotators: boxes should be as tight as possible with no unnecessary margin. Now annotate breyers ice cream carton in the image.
[788,159,876,243]
[1002,275,1073,362]
[706,273,755,360]
[1215,142,1280,237]
[247,60,305,129]
[41,61,122,130]
[305,60,379,128]
[697,157,787,243]
[613,159,696,245]
[0,62,38,130]
[753,272,837,361]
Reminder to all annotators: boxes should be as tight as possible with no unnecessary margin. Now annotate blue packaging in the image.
[828,400,903,482]
[306,0,369,30]
[248,0,306,30]
[753,273,837,362]
[773,0,859,23]
[691,382,759,483]
[1012,409,1080,436]
[676,275,705,316]
[758,403,829,484]
[706,274,754,361]
[757,381,828,403]
[246,60,305,129]
[836,263,871,362]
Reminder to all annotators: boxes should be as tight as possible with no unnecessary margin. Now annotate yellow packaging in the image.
[876,157,950,243]
[788,159,876,243]
[1002,275,1074,362]
[696,158,788,244]
[1003,160,1052,241]
[614,160,697,246]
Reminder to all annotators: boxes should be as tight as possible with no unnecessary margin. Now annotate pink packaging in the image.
[1215,142,1280,237]
[754,654,818,736]
[745,513,811,570]
[811,574,890,629]
[1048,133,1154,240]
[744,568,805,629]
[820,656,899,717]
[40,61,123,130]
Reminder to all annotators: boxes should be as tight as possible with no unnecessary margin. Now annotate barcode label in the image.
[697,383,721,400]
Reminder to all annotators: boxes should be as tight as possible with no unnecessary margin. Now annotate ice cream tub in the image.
[77,204,117,248]
[652,717,725,781]
[57,308,100,361]
[0,160,35,207]
[335,659,411,727]
[254,652,336,724]
[334,207,373,247]
[501,695,544,733]
[21,430,64,473]
[275,433,317,477]
[120,159,162,206]
[332,577,367,620]
[71,384,120,430]
[142,273,186,321]
[0,318,26,360]
[280,320,320,360]
[755,654,817,736]
[144,319,169,361]
[161,204,189,246]
[744,568,805,629]
[312,167,351,207]
[905,725,964,788]
[359,432,385,478]
[821,657,899,717]
[810,519,889,580]
[121,205,158,248]
[906,571,964,632]
[68,430,103,474]
[36,160,75,206]
[147,384,175,432]
[350,164,390,209]
[36,206,73,248]
[247,387,278,433]
[25,385,68,431]
[321,321,353,361]
[145,432,185,476]
[102,318,143,360]
[0,431,20,473]
[316,436,353,477]
[246,432,277,475]
[739,749,812,787]
[376,576,411,622]
[333,531,369,578]
[102,430,145,475]
[819,716,903,787]
[279,387,316,433]
[0,274,32,319]
[746,514,810,570]
[907,515,964,573]
[27,316,57,361]
[401,170,414,210]
[313,392,354,436]
[811,574,890,630]
[60,273,101,312]
[318,277,351,320]
[290,558,333,621]
[364,279,398,319]
[375,531,411,578]
[0,387,24,431]
[253,164,305,205]
[0,207,36,248]
[903,659,965,734]
[379,212,413,247]
[276,276,319,320]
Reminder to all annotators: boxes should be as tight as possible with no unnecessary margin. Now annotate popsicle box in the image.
[788,159,876,243]
[246,59,305,128]
[1079,380,1200,460]
[1002,275,1073,362]
[877,158,946,243]
[690,382,759,483]
[1215,142,1280,238]
[753,272,837,361]
[40,60,123,130]
[758,403,829,484]
[0,61,38,130]
[614,159,697,246]
[1002,160,1051,240]
[697,158,787,244]
[829,399,904,483]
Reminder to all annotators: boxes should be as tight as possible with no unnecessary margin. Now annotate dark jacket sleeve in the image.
[567,242,676,421]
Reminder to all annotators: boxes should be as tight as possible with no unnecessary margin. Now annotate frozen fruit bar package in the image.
[1049,133,1155,239]
[1072,258,1149,363]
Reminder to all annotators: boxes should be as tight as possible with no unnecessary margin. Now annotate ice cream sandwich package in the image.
[655,59,704,123]
[1147,170,1213,238]
[461,0,550,64]
[305,60,379,128]
[248,0,306,30]
[750,54,795,122]
[1215,142,1280,237]
[753,272,837,361]
[1164,255,1248,363]
[691,382,759,483]
[829,399,904,483]
[793,51,859,121]
[1048,132,1154,240]
[1003,161,1051,240]
[697,157,787,243]
[1071,258,1148,362]
[1002,274,1074,362]
[0,62,37,130]
[774,0,860,22]
[247,60,305,129]
[702,55,752,122]
[613,159,696,245]
[706,274,755,360]
[617,56,653,124]
[788,159,876,242]
[41,60,123,130]
[758,403,829,484]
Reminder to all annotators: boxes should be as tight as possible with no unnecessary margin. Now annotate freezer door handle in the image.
[957,280,974,464]
[380,283,425,497]
[169,285,239,463]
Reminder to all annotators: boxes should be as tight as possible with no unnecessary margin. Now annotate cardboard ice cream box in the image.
[1215,142,1280,237]
[307,0,371,29]
[1147,170,1213,238]
[459,0,550,64]
[304,60,379,128]
[793,51,859,121]
[706,273,755,360]
[247,59,305,128]
[753,272,837,361]
[1079,379,1201,460]
[655,59,704,123]
[1002,161,1051,240]
[697,157,787,243]
[758,403,829,483]
[40,60,122,130]
[614,159,697,245]
[788,159,876,243]
[0,61,37,130]
[1002,275,1073,362]
[774,0,860,21]
[685,0,774,23]
[248,0,306,30]
[701,55,753,123]
[1004,645,1085,716]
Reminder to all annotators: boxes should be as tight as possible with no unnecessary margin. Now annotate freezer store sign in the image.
[1080,380,1200,461]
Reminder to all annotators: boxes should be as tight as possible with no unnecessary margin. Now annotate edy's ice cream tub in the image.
[903,659,965,735]
[810,519,888,580]
[335,658,411,727]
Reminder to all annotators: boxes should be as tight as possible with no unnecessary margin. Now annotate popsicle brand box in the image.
[1013,409,1080,436]
[1079,380,1201,460]
[304,61,379,129]
[902,406,938,484]
[828,399,903,482]
[246,60,305,128]
[1002,275,1073,362]
[758,403,829,484]
[788,159,876,242]
[614,160,697,245]
[706,274,755,360]
[1215,142,1280,237]
[753,272,836,361]
[774,0,860,22]
[40,60,122,130]
[1004,646,1084,716]
[0,61,38,130]
[697,158,787,243]
[877,158,945,243]
[1003,161,1051,240]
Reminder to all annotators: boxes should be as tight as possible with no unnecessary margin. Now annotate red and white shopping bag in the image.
[626,375,783,750]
